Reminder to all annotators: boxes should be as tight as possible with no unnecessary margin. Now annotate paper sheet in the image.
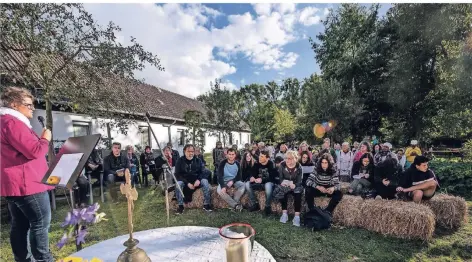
[46,153,84,187]
[301,166,315,174]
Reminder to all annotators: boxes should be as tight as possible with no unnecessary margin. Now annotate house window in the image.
[73,121,90,137]
[178,129,185,146]
[239,133,242,144]
[139,126,150,147]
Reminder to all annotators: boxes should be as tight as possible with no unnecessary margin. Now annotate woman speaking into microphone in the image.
[0,87,54,262]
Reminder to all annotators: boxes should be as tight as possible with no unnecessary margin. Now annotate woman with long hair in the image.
[374,158,403,199]
[299,151,315,185]
[241,151,257,182]
[349,153,375,195]
[0,87,54,261]
[305,153,343,214]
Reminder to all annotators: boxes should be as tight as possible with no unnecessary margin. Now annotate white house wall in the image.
[31,109,251,155]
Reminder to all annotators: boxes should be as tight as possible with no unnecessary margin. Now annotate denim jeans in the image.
[175,179,211,206]
[107,174,125,201]
[245,181,274,208]
[5,191,53,262]
[217,181,246,208]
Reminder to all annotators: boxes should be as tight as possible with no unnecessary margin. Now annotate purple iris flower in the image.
[76,228,88,245]
[57,233,69,249]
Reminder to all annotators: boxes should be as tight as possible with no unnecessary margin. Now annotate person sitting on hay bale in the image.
[245,150,279,215]
[349,152,375,196]
[305,153,343,215]
[396,156,438,203]
[274,150,303,226]
[174,144,212,214]
[216,148,246,212]
[373,158,403,200]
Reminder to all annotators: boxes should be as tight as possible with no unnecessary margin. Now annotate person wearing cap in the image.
[405,140,422,168]
[374,142,398,166]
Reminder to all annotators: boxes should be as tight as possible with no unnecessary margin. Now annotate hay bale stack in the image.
[423,193,468,229]
[358,199,435,241]
[168,187,296,212]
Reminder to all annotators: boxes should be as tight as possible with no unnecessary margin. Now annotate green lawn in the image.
[1,154,471,261]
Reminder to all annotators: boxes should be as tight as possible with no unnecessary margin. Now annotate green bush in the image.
[429,159,472,198]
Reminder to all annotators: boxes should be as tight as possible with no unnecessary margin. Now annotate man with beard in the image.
[374,142,398,166]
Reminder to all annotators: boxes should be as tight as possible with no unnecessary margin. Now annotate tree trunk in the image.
[46,98,55,163]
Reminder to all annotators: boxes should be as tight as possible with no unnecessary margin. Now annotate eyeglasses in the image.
[22,103,35,109]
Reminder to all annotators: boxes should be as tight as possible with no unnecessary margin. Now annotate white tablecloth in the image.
[70,226,275,261]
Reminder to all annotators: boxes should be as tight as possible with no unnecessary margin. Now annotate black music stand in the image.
[42,134,101,207]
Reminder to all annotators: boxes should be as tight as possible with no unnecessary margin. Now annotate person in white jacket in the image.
[337,142,355,182]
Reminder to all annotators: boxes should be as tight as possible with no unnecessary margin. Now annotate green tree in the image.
[298,74,363,143]
[197,79,242,146]
[272,107,297,142]
[183,110,206,148]
[0,3,163,160]
[380,3,472,142]
[310,3,389,139]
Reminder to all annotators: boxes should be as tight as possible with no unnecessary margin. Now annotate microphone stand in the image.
[144,112,184,226]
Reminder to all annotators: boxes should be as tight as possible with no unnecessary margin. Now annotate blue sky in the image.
[85,3,392,98]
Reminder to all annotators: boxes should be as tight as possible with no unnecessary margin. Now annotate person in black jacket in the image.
[396,156,438,203]
[216,149,245,211]
[373,157,403,199]
[140,146,156,187]
[174,144,212,214]
[244,150,279,215]
[299,151,315,186]
[241,152,257,182]
[103,142,130,202]
[349,153,374,195]
[274,151,303,227]
[86,148,103,186]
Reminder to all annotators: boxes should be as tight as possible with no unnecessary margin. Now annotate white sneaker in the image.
[280,213,288,224]
[292,216,300,227]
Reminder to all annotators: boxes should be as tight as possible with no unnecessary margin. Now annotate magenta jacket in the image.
[0,114,53,196]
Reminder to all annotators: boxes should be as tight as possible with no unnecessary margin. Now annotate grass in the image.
[1,154,471,262]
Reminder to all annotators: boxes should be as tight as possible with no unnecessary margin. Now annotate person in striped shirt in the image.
[305,153,343,214]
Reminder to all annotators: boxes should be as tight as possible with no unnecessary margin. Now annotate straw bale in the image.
[357,199,435,241]
[423,193,468,229]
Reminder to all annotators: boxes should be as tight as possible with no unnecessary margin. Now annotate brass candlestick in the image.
[117,169,150,262]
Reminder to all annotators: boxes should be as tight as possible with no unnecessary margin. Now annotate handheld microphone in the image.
[38,116,45,128]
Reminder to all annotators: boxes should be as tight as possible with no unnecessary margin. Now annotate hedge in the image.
[429,159,472,198]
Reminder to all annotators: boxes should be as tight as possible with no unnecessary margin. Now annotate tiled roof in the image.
[0,42,250,131]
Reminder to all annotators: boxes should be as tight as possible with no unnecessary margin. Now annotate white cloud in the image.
[254,71,260,75]
[83,3,323,97]
[240,78,245,85]
[323,8,330,16]
[299,6,321,26]
[252,3,272,16]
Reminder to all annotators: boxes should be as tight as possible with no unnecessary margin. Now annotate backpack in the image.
[303,206,333,231]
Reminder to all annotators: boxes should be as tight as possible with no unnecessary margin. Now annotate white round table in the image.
[70,226,275,261]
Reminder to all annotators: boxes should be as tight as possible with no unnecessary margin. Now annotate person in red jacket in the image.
[0,86,54,262]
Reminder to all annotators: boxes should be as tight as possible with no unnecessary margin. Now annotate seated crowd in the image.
[75,137,439,228]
